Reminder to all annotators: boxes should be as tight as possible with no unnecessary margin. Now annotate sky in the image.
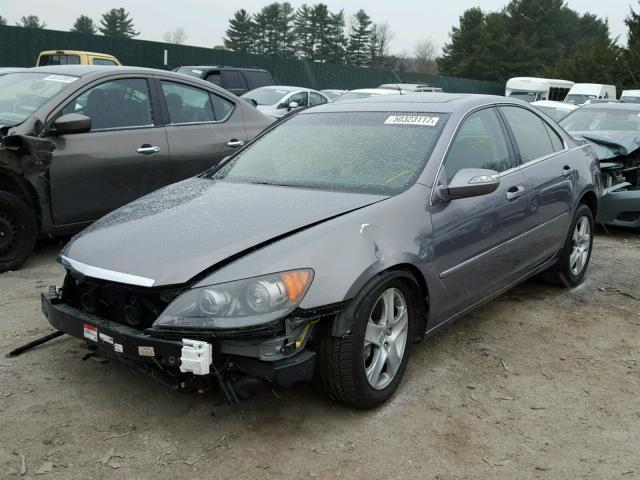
[2,0,634,54]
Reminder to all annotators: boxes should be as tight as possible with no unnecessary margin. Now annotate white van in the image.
[505,77,574,102]
[620,90,640,104]
[564,83,616,105]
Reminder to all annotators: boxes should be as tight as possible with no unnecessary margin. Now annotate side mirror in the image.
[436,168,500,201]
[52,113,91,135]
[288,101,299,111]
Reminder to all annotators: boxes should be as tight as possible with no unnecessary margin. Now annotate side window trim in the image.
[156,78,236,126]
[496,104,568,169]
[48,76,156,133]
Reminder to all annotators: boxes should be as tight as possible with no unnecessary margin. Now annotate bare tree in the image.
[414,38,438,74]
[370,22,394,61]
[163,27,188,45]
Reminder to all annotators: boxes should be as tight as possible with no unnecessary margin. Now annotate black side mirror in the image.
[436,168,500,201]
[52,113,91,135]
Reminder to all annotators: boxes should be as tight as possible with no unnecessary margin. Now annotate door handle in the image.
[226,139,245,148]
[562,165,575,177]
[137,145,160,155]
[506,185,525,200]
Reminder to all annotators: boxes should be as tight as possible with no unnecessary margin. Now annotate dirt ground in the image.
[0,230,639,480]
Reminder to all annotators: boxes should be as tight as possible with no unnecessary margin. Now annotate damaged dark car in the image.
[43,95,600,408]
[0,66,272,272]
[559,103,640,229]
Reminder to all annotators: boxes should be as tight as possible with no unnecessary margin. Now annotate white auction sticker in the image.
[83,324,97,342]
[138,346,155,357]
[43,74,78,84]
[114,343,123,353]
[99,333,114,345]
[385,115,439,126]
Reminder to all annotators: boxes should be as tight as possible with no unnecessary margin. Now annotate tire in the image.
[540,204,594,288]
[0,190,38,273]
[314,271,418,409]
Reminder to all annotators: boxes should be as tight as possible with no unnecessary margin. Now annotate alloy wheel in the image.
[570,216,591,276]
[363,288,409,390]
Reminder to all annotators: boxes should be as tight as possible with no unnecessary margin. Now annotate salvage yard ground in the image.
[1,231,639,479]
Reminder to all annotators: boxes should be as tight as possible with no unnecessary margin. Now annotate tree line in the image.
[0,9,188,45]
[438,0,640,89]
[223,3,421,69]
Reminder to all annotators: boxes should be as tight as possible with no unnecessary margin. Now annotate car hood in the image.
[569,130,640,161]
[61,178,387,287]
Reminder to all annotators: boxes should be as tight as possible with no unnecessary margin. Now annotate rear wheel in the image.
[315,272,417,408]
[0,191,37,273]
[540,204,593,287]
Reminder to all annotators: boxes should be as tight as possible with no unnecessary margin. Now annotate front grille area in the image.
[61,271,184,329]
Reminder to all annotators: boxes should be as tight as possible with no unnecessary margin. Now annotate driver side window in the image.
[444,108,514,183]
[286,91,308,107]
[61,78,152,131]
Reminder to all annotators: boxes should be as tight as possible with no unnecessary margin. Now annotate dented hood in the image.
[571,131,640,161]
[61,178,387,287]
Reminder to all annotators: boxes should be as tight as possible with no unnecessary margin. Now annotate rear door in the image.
[158,78,246,181]
[48,76,171,225]
[430,107,529,321]
[498,105,574,268]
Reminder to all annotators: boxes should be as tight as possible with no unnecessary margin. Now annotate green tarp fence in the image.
[0,25,504,94]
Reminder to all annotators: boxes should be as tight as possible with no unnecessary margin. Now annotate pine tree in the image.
[99,8,139,38]
[293,4,315,59]
[16,15,45,28]
[224,9,255,53]
[253,2,294,56]
[325,10,347,64]
[70,15,96,35]
[346,9,372,66]
[622,2,640,86]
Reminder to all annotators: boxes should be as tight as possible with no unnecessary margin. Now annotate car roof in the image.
[27,65,163,76]
[38,50,117,57]
[346,88,401,95]
[577,102,640,111]
[531,100,577,110]
[300,93,510,114]
[178,65,269,72]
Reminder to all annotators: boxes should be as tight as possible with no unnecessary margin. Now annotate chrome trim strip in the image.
[59,255,155,287]
[439,214,564,279]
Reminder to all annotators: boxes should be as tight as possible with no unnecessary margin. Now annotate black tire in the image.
[540,204,594,288]
[314,271,418,409]
[0,190,38,273]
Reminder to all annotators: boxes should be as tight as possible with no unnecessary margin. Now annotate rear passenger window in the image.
[209,93,234,121]
[161,82,215,124]
[500,107,556,162]
[444,108,514,182]
[92,58,117,66]
[205,71,221,86]
[309,92,324,106]
[221,71,245,90]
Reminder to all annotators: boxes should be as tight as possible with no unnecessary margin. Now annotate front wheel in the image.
[0,191,38,273]
[540,204,594,287]
[314,272,418,408]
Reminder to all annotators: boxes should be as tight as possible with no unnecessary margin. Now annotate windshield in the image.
[621,96,640,104]
[508,92,538,102]
[241,88,290,106]
[0,72,78,126]
[206,111,447,195]
[560,108,640,131]
[333,91,393,102]
[564,94,596,105]
[536,106,573,122]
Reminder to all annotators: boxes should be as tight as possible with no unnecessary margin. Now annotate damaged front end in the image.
[576,132,640,228]
[41,269,339,403]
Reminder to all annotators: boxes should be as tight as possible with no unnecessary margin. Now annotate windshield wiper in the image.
[248,180,297,188]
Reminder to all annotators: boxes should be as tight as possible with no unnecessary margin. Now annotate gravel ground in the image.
[0,230,639,479]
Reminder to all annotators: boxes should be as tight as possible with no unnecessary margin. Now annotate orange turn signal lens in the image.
[281,270,312,303]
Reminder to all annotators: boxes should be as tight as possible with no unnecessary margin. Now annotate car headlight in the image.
[153,269,313,330]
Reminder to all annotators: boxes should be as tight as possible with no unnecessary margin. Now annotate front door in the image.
[430,107,529,322]
[159,80,246,181]
[48,77,171,225]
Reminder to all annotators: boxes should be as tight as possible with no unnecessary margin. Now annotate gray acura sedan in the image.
[43,94,600,408]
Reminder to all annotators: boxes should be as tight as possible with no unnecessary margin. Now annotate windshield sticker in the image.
[385,115,439,126]
[191,69,203,74]
[43,74,78,84]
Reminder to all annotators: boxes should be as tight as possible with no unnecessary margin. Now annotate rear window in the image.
[92,58,117,66]
[221,70,246,90]
[207,111,448,195]
[245,71,274,90]
[38,54,80,66]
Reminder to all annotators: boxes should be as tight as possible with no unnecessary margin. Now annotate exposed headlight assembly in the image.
[153,269,313,330]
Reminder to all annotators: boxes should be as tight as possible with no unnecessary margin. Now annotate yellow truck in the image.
[36,50,121,66]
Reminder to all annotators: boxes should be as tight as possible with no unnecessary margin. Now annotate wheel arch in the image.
[331,262,430,341]
[0,169,40,220]
[578,189,598,220]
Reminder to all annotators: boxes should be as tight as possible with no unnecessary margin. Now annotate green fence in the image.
[0,25,504,94]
